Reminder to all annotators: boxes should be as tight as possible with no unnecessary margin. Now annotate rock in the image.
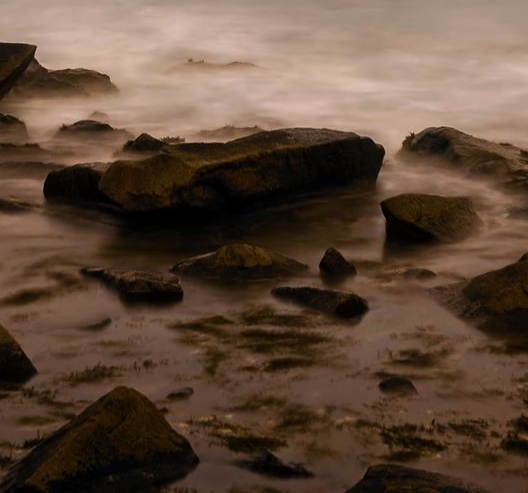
[194,125,264,142]
[345,464,489,493]
[0,143,63,163]
[54,119,133,143]
[10,58,118,99]
[519,252,528,262]
[167,387,194,400]
[0,386,199,492]
[237,450,313,479]
[381,193,482,243]
[0,42,36,99]
[0,114,29,143]
[81,267,183,303]
[399,126,528,187]
[171,243,307,280]
[319,247,357,279]
[378,375,418,396]
[122,133,166,154]
[167,59,258,73]
[43,164,110,204]
[0,324,37,384]
[0,197,33,213]
[431,259,528,334]
[403,268,437,280]
[98,127,385,214]
[271,286,368,319]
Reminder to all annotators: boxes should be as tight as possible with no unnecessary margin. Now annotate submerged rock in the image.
[81,267,183,303]
[381,193,482,243]
[403,267,437,280]
[399,126,528,187]
[0,42,36,99]
[98,127,385,214]
[0,114,29,143]
[345,464,489,493]
[271,286,368,319]
[378,375,418,396]
[0,386,199,492]
[319,247,357,279]
[237,450,313,479]
[0,197,33,213]
[431,258,528,334]
[171,243,307,280]
[0,324,37,384]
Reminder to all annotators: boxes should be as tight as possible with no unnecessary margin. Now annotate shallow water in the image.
[2,1,528,492]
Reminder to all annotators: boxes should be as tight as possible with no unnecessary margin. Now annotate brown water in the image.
[2,1,528,492]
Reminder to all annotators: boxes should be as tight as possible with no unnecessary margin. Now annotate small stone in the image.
[378,375,418,396]
[123,133,166,154]
[167,387,194,400]
[237,450,313,479]
[319,247,357,278]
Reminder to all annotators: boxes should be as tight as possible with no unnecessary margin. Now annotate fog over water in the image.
[2,2,528,492]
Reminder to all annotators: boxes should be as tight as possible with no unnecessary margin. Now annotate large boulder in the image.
[399,126,528,187]
[0,324,37,384]
[381,193,482,243]
[431,259,528,334]
[0,42,36,99]
[171,243,307,280]
[345,464,489,493]
[0,114,29,143]
[81,267,183,303]
[271,286,369,319]
[0,386,199,492]
[9,58,118,99]
[98,127,385,213]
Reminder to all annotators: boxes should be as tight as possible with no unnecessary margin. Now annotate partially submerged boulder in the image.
[399,126,528,187]
[0,386,199,492]
[171,243,307,280]
[122,133,167,154]
[98,127,385,214]
[271,286,368,319]
[0,324,37,384]
[81,267,183,303]
[431,259,528,334]
[319,247,357,279]
[381,193,482,243]
[54,119,133,143]
[345,464,489,493]
[0,114,29,143]
[0,42,36,99]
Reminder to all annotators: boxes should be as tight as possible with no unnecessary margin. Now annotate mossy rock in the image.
[0,43,36,99]
[345,464,490,493]
[98,127,385,213]
[0,324,37,384]
[431,259,528,334]
[171,243,307,280]
[381,193,482,243]
[0,386,199,492]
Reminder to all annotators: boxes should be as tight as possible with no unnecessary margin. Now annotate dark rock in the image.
[319,247,357,279]
[0,386,199,492]
[98,127,385,214]
[399,126,528,187]
[167,387,194,400]
[195,125,264,142]
[381,193,482,243]
[0,324,37,384]
[123,133,166,154]
[0,114,29,143]
[237,450,313,479]
[55,119,133,143]
[43,164,110,204]
[171,243,307,280]
[0,42,36,99]
[519,252,528,262]
[431,259,528,334]
[10,58,118,99]
[271,286,368,319]
[0,197,33,213]
[345,464,490,493]
[501,434,528,456]
[79,317,112,332]
[509,414,528,433]
[81,267,183,303]
[403,268,437,280]
[378,375,418,396]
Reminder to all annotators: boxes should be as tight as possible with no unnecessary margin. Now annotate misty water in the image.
[2,1,528,492]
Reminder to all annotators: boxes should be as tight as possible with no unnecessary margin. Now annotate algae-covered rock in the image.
[271,286,368,319]
[99,127,385,214]
[0,324,37,384]
[399,126,528,187]
[81,267,183,303]
[171,243,307,280]
[431,259,528,334]
[319,247,357,279]
[0,42,36,99]
[381,193,482,243]
[345,464,489,493]
[0,386,199,492]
